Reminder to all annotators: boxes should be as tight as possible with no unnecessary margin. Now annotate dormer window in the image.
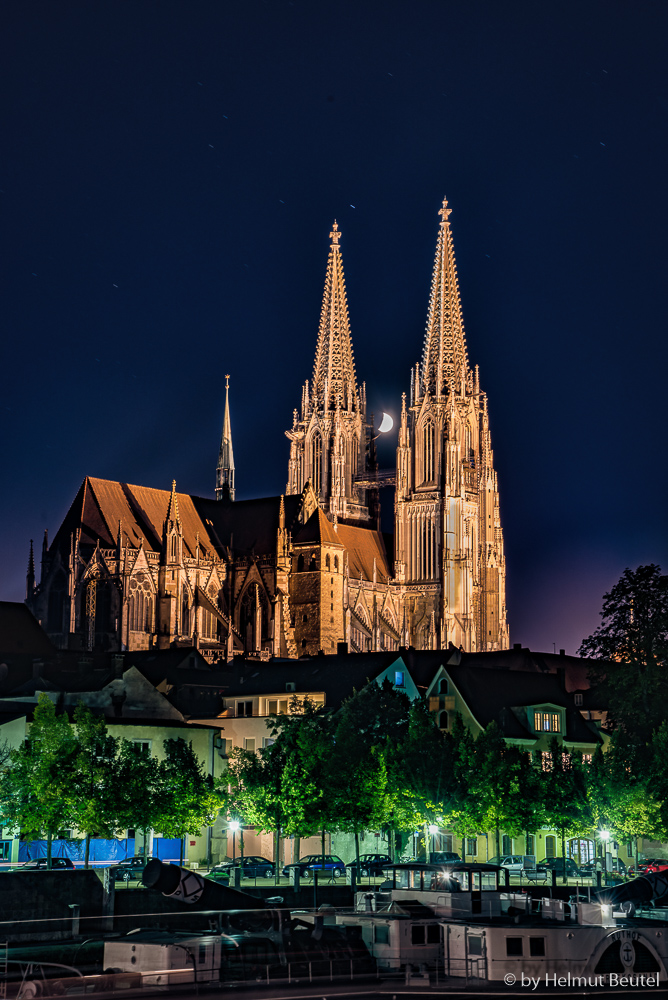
[534,710,560,733]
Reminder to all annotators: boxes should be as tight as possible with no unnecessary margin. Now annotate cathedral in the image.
[26,198,508,659]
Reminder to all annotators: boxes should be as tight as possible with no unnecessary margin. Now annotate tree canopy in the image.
[579,564,668,739]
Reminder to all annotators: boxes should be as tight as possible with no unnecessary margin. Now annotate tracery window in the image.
[129,572,154,632]
[420,420,435,484]
[311,434,322,493]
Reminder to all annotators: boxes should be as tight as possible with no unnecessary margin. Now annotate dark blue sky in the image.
[2,0,667,653]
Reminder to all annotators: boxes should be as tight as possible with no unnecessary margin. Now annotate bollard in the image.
[551,869,557,890]
[233,867,242,889]
[68,903,80,938]
[291,867,300,891]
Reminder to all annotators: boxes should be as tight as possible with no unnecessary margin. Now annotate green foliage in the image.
[156,739,222,854]
[69,704,119,866]
[393,699,457,829]
[453,722,543,855]
[579,564,668,740]
[113,739,161,854]
[0,695,77,864]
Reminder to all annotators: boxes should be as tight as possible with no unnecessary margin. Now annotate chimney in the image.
[337,642,348,655]
[513,643,522,650]
[111,653,124,678]
[559,649,566,657]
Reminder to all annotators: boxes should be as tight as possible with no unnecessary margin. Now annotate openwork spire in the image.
[312,222,358,411]
[216,374,235,501]
[420,196,470,397]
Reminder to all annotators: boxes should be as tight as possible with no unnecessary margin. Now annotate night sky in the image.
[2,1,667,654]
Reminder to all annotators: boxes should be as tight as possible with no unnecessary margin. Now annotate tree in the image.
[578,565,668,740]
[540,739,591,881]
[114,739,161,859]
[330,688,392,869]
[70,703,119,868]
[393,700,458,850]
[223,742,290,883]
[156,739,223,865]
[452,722,544,860]
[277,698,337,871]
[0,694,77,868]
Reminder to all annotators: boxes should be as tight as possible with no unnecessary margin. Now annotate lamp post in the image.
[428,824,438,860]
[600,830,610,875]
[229,820,240,862]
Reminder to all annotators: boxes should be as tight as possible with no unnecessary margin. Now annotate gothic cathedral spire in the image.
[216,375,235,502]
[286,223,373,523]
[420,196,470,399]
[395,196,508,652]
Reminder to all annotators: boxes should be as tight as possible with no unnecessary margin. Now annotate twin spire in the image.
[420,196,470,398]
[311,221,359,412]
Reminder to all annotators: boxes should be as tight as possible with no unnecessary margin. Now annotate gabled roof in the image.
[445,664,602,746]
[47,478,305,562]
[192,493,303,556]
[292,508,342,547]
[336,523,391,582]
[214,651,401,712]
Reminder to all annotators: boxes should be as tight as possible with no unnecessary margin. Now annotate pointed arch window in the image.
[129,572,154,634]
[181,592,190,636]
[420,419,435,485]
[325,554,331,570]
[311,434,322,494]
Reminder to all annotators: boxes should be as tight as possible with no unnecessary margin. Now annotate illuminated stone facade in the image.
[394,199,508,651]
[27,198,507,656]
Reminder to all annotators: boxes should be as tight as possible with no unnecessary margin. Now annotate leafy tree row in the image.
[0,695,222,868]
[223,681,668,881]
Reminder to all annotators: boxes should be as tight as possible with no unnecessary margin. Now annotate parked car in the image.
[282,854,332,878]
[628,858,655,876]
[642,859,668,874]
[487,855,547,881]
[11,857,75,871]
[580,858,628,877]
[305,855,346,879]
[208,856,275,881]
[429,851,462,865]
[109,855,156,882]
[346,853,392,877]
[538,857,582,878]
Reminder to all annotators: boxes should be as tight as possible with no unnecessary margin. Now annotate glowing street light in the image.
[428,824,438,858]
[229,820,240,861]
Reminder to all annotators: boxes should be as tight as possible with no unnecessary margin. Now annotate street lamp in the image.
[229,820,240,862]
[428,824,438,859]
[599,830,610,874]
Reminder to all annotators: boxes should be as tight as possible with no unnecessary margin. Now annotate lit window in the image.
[395,670,404,687]
[533,711,560,732]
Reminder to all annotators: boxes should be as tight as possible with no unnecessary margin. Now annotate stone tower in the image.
[285,222,373,523]
[394,197,508,651]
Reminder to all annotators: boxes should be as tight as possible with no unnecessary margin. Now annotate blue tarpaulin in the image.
[19,838,130,865]
[19,836,186,866]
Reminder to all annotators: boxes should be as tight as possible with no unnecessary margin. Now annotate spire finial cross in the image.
[329,220,341,246]
[439,197,452,224]
[225,374,230,389]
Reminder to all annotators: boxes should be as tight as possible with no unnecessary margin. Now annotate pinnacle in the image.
[167,480,180,523]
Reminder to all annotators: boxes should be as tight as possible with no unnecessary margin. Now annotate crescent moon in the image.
[378,412,394,433]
